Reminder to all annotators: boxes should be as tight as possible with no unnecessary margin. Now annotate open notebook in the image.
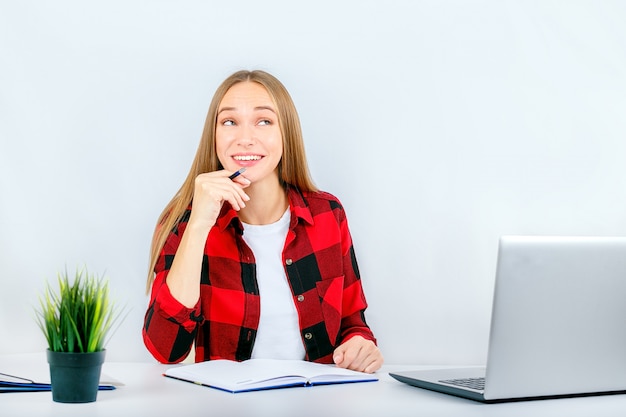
[164,359,378,393]
[390,236,626,403]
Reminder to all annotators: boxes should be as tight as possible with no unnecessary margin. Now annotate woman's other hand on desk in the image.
[333,335,383,374]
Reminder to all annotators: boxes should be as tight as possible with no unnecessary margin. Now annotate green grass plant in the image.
[36,267,123,353]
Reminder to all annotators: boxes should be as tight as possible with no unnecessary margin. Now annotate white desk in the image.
[2,353,626,417]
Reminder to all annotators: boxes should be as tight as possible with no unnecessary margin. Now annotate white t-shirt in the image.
[242,209,306,360]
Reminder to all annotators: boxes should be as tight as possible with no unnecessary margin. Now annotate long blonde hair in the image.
[145,70,317,292]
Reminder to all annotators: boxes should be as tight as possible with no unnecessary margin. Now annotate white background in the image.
[1,0,625,365]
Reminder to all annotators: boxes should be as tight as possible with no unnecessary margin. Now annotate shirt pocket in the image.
[315,275,344,346]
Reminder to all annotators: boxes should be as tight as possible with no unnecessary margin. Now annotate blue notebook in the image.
[0,372,115,393]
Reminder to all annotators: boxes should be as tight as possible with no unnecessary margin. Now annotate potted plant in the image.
[35,267,123,403]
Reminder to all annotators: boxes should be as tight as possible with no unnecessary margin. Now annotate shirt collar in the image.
[215,186,314,233]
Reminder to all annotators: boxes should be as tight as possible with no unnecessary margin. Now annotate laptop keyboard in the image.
[439,377,485,391]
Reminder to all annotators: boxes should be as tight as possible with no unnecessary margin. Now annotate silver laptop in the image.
[390,235,626,403]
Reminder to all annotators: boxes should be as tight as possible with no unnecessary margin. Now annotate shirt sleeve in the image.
[142,220,204,363]
[337,206,377,346]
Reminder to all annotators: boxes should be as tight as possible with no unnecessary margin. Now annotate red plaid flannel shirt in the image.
[143,187,377,364]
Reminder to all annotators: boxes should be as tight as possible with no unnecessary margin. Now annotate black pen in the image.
[228,167,247,180]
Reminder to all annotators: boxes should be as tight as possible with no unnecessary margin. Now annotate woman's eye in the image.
[258,119,272,126]
[222,120,235,126]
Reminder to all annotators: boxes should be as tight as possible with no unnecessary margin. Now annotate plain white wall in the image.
[1,0,625,365]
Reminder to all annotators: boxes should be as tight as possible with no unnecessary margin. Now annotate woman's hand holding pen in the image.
[188,169,251,232]
[166,169,250,308]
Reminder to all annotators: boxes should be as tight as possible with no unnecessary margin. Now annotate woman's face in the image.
[215,81,283,186]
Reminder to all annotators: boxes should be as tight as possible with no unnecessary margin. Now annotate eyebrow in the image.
[217,105,276,115]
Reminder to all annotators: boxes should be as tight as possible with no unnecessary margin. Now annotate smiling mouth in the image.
[233,155,263,161]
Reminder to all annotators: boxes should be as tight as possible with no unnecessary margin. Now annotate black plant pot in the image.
[46,349,106,403]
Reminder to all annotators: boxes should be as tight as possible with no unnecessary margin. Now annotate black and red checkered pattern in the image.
[143,187,377,364]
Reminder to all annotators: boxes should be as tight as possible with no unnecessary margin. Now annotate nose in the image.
[236,125,255,147]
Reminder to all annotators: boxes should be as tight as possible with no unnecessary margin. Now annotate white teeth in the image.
[233,155,262,161]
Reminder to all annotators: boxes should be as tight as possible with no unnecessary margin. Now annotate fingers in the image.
[232,175,251,188]
[188,171,251,229]
[209,179,249,211]
[222,170,251,207]
[197,171,250,207]
[333,350,344,365]
[333,336,384,374]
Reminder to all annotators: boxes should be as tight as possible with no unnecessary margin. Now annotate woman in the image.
[143,70,383,373]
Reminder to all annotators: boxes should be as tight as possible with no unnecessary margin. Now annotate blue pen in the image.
[228,167,247,180]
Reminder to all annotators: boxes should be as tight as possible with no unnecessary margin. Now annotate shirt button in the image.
[304,333,313,340]
[297,295,305,302]
[285,258,293,265]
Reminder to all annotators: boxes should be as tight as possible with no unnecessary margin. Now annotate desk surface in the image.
[2,353,626,417]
